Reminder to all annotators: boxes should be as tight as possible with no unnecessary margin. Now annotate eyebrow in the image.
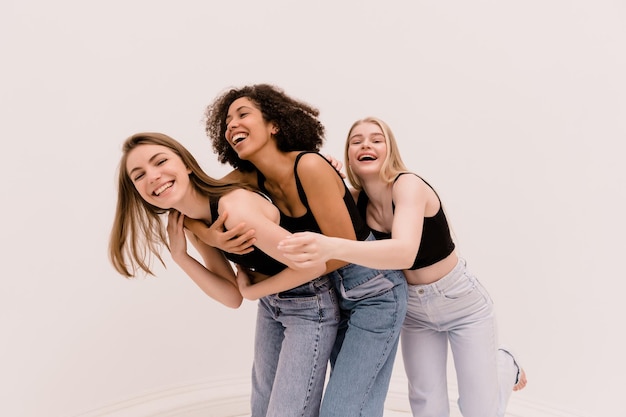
[128,152,166,176]
[225,104,254,123]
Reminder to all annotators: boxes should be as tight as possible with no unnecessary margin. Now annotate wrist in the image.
[172,252,191,265]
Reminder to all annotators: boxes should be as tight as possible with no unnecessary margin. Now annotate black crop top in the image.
[209,196,287,276]
[258,152,370,241]
[356,173,455,270]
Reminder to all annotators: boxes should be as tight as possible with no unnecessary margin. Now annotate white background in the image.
[1,1,624,416]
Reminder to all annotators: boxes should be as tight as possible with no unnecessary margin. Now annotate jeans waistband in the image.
[277,275,331,297]
[408,257,468,294]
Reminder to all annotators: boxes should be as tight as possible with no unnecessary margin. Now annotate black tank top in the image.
[356,173,455,269]
[209,196,287,276]
[258,152,370,240]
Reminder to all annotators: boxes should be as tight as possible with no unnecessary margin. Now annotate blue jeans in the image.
[401,258,519,417]
[251,275,340,417]
[320,259,408,417]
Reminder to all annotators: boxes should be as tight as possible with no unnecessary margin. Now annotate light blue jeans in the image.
[251,275,340,417]
[320,257,408,417]
[401,258,520,417]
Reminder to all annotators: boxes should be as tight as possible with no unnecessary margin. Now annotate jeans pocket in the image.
[341,273,395,301]
[441,274,476,300]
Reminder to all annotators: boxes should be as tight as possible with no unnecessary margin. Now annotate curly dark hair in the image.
[205,84,326,172]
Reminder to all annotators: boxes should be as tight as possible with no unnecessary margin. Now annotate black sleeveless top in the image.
[258,151,370,241]
[209,196,287,276]
[356,173,455,270]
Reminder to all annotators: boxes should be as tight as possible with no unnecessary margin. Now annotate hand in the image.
[184,212,256,254]
[235,265,253,296]
[324,154,345,179]
[277,232,333,269]
[167,210,189,262]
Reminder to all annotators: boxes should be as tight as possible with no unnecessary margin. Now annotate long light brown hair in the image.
[109,132,251,278]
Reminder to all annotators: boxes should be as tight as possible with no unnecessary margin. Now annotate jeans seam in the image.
[359,285,405,415]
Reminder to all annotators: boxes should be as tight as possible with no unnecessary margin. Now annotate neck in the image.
[248,150,297,185]
[361,177,391,206]
[174,188,212,222]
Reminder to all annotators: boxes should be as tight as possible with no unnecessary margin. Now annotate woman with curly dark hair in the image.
[187,84,408,417]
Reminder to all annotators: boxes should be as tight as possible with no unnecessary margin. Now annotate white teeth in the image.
[232,133,247,144]
[154,182,173,196]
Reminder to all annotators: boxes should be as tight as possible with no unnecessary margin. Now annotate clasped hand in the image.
[278,232,335,269]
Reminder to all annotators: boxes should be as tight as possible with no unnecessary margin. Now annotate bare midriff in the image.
[402,251,459,285]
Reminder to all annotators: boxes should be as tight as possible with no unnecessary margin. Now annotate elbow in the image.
[398,248,418,270]
[243,290,262,301]
[224,295,244,309]
[398,261,414,270]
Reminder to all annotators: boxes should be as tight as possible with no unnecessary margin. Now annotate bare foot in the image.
[513,368,527,391]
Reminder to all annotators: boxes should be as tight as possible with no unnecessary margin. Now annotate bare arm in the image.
[184,214,256,255]
[324,153,346,179]
[183,168,259,255]
[166,210,243,308]
[278,174,428,270]
[296,153,365,272]
[219,189,326,300]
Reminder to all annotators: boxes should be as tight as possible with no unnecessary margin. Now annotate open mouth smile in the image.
[357,153,377,161]
[153,181,173,196]
[232,133,248,146]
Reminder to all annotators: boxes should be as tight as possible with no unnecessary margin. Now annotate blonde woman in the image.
[278,117,527,417]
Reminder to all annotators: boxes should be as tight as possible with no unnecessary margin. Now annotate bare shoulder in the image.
[220,188,267,207]
[296,152,331,172]
[393,173,433,203]
[220,189,278,223]
[297,152,343,190]
[393,172,425,189]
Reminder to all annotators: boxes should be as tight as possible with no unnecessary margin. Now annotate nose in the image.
[227,118,239,131]
[147,168,161,184]
[225,120,237,140]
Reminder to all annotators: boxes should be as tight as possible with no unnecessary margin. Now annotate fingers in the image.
[167,210,180,230]
[235,265,251,288]
[324,154,343,171]
[220,227,256,254]
[278,237,317,258]
[212,211,228,229]
[281,251,311,262]
[221,221,249,239]
[176,211,185,229]
[277,233,315,250]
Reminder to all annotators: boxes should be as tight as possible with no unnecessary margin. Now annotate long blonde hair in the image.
[344,117,409,190]
[109,132,251,278]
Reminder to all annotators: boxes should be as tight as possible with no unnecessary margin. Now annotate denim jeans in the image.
[401,258,519,417]
[320,257,408,417]
[251,275,340,417]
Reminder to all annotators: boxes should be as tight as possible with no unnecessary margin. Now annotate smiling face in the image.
[125,144,192,209]
[347,121,388,178]
[224,97,277,160]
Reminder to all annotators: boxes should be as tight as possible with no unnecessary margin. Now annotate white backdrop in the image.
[1,1,624,416]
